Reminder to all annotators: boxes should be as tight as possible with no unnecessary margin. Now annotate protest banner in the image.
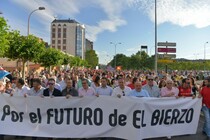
[0,94,202,140]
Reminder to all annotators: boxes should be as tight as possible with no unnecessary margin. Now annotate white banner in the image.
[0,94,202,140]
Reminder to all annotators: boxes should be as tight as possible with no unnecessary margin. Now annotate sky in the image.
[1,0,210,64]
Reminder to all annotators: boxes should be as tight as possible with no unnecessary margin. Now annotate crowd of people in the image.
[0,68,210,140]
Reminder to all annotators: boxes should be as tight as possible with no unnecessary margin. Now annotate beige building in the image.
[51,19,86,59]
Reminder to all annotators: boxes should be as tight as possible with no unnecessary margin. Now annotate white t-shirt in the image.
[112,86,131,97]
[13,85,30,96]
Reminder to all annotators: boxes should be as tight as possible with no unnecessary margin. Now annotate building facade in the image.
[51,19,86,59]
[85,39,93,51]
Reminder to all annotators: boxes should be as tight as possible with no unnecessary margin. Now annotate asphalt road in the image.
[2,114,208,140]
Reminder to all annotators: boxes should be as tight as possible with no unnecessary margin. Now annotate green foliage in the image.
[6,32,45,62]
[38,48,64,68]
[70,56,87,67]
[110,51,153,70]
[85,50,98,68]
[62,53,72,65]
[0,17,9,57]
[5,32,46,79]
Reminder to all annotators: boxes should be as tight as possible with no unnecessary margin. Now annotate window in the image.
[52,45,55,48]
[63,45,66,50]
[52,33,55,38]
[58,40,61,44]
[58,24,61,38]
[63,33,66,38]
[58,33,61,38]
[63,27,67,38]
[63,39,66,44]
[58,46,61,49]
[52,28,55,32]
[52,40,55,44]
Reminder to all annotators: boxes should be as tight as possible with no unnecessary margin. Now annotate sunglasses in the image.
[122,91,125,96]
[48,83,54,85]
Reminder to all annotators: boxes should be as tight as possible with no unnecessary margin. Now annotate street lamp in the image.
[110,42,121,69]
[27,7,45,36]
[204,41,208,71]
[26,7,45,77]
[154,0,158,74]
[204,42,208,61]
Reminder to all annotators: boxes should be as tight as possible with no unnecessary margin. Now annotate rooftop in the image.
[52,19,79,24]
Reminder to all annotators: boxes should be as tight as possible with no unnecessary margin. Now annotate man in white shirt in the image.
[11,78,30,96]
[112,78,131,98]
[78,79,96,97]
[96,77,113,96]
[27,78,45,97]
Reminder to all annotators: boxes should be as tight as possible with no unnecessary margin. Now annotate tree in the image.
[62,53,72,65]
[111,54,129,69]
[0,17,9,57]
[38,48,64,70]
[5,32,45,79]
[85,50,98,68]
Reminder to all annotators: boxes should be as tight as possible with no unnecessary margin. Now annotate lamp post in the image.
[204,41,208,71]
[204,42,208,61]
[26,7,45,76]
[27,7,45,36]
[110,42,121,70]
[154,0,158,74]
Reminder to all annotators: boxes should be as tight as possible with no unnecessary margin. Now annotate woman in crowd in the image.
[189,77,198,96]
[158,79,166,89]
[91,75,100,91]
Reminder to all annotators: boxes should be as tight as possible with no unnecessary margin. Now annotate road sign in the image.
[158,54,176,58]
[157,59,173,63]
[141,45,147,49]
[158,48,176,53]
[158,42,176,46]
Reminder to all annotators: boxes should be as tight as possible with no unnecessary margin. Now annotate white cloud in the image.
[132,0,210,28]
[9,0,130,42]
[86,18,126,41]
[126,46,140,52]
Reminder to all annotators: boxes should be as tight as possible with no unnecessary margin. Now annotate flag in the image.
[0,68,10,79]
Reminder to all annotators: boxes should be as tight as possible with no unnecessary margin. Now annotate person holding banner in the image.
[62,78,78,98]
[11,78,30,97]
[78,79,96,97]
[27,78,45,97]
[178,78,195,98]
[111,78,131,98]
[142,75,160,97]
[96,77,113,96]
[43,78,62,97]
[160,79,179,97]
[199,78,210,139]
[128,81,150,97]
